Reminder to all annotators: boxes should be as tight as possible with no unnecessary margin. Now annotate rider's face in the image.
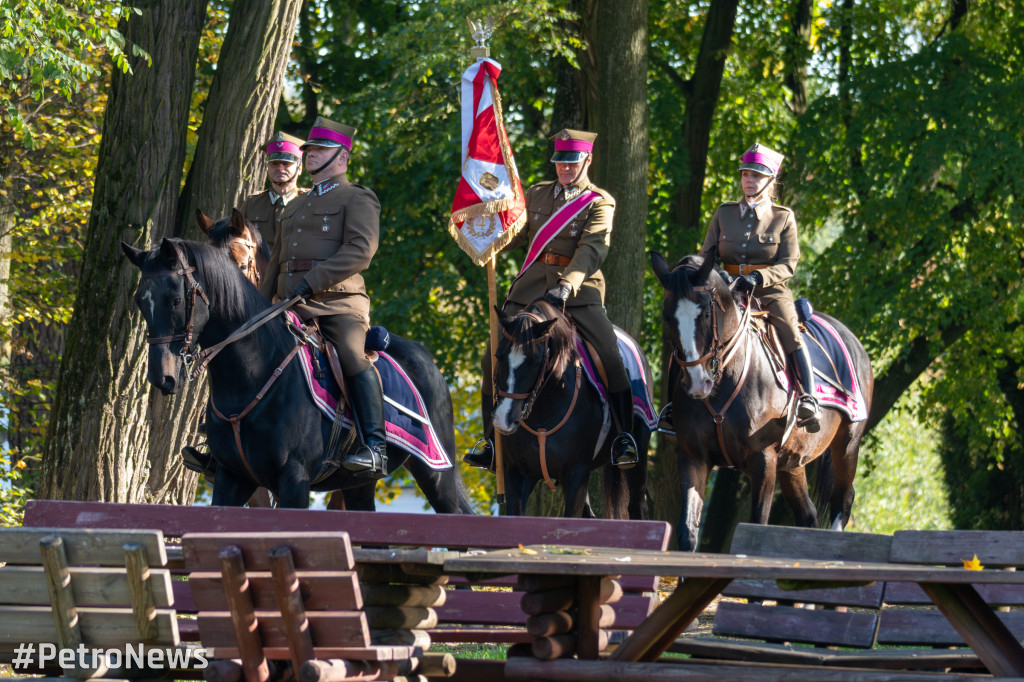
[741,170,771,198]
[304,145,349,177]
[556,157,590,188]
[267,161,297,186]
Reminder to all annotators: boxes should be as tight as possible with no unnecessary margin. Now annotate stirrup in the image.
[181,445,216,477]
[797,397,821,433]
[611,432,639,469]
[656,403,675,437]
[343,443,388,479]
[464,438,495,472]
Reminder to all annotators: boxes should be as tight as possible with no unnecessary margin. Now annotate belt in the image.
[540,252,572,267]
[281,259,322,273]
[723,263,768,276]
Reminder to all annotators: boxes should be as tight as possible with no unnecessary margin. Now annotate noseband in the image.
[669,278,749,385]
[141,241,209,367]
[495,312,551,423]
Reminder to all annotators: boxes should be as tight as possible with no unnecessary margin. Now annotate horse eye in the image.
[172,297,182,309]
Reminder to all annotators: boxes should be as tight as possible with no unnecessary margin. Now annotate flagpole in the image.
[487,255,506,504]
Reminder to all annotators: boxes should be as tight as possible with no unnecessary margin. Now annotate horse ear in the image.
[230,208,247,237]
[497,306,515,332]
[650,251,671,287]
[531,318,557,340]
[196,209,214,236]
[121,241,146,268]
[695,252,716,285]
[158,237,179,264]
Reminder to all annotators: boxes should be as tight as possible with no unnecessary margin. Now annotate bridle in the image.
[495,309,583,492]
[141,241,209,368]
[226,230,261,287]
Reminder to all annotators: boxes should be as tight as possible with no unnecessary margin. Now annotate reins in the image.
[496,310,583,491]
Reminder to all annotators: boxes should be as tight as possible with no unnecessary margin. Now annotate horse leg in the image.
[211,470,258,507]
[746,450,778,525]
[778,467,818,527]
[562,465,593,518]
[403,453,474,514]
[275,463,312,509]
[501,465,530,516]
[677,455,710,552]
[340,483,377,511]
[828,422,861,530]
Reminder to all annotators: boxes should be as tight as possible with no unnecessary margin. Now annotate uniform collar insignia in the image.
[315,179,340,196]
[563,185,582,201]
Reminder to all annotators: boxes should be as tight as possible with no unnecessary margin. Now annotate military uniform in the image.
[260,175,380,375]
[241,188,303,253]
[700,199,802,352]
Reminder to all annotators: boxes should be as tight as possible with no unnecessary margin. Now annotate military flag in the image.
[448,57,526,265]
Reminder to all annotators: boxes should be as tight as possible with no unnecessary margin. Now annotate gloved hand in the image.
[544,281,572,307]
[734,272,761,292]
[293,280,314,303]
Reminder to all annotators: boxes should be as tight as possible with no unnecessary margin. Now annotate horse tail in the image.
[603,465,630,520]
[812,450,835,528]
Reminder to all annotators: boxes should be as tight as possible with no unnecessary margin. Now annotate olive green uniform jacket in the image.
[483,178,630,395]
[699,200,804,352]
[241,188,306,253]
[260,175,380,373]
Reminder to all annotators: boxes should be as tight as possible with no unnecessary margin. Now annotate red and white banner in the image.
[448,58,526,266]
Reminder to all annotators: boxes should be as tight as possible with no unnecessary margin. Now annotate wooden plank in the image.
[730,523,893,562]
[0,566,174,608]
[436,589,655,628]
[197,612,371,649]
[360,583,444,608]
[883,580,1024,606]
[123,542,158,640]
[722,577,886,608]
[428,627,533,644]
[877,604,1024,646]
[182,532,354,572]
[23,500,672,551]
[0,527,167,567]
[189,571,361,611]
[891,530,1024,567]
[203,644,418,661]
[216,544,269,682]
[39,535,81,650]
[0,606,179,647]
[713,601,880,649]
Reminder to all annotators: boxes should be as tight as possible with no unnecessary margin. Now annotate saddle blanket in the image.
[288,313,453,470]
[576,329,659,431]
[776,312,867,423]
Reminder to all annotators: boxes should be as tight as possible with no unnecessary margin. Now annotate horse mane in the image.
[164,239,292,348]
[667,254,733,303]
[517,298,577,379]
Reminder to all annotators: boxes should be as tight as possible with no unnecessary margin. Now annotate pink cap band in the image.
[308,126,352,149]
[266,140,302,156]
[554,139,593,153]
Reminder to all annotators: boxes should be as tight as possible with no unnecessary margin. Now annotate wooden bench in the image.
[0,527,200,680]
[22,500,672,681]
[673,524,1024,675]
[181,530,429,682]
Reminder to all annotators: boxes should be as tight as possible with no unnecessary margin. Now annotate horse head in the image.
[197,208,269,287]
[651,251,739,400]
[122,238,213,395]
[492,299,575,435]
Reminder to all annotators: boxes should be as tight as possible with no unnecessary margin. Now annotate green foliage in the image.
[0,449,33,526]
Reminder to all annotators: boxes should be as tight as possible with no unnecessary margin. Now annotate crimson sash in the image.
[518,190,601,275]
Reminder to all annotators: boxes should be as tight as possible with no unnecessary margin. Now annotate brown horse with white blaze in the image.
[651,251,873,551]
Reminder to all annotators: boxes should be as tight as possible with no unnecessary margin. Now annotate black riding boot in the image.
[464,394,495,472]
[344,367,389,479]
[181,444,217,478]
[790,346,821,433]
[609,389,639,468]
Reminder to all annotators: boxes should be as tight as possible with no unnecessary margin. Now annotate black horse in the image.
[493,299,650,519]
[651,252,873,550]
[122,237,472,512]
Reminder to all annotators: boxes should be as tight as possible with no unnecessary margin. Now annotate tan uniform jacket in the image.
[700,200,804,351]
[241,188,306,253]
[505,179,615,308]
[260,175,380,322]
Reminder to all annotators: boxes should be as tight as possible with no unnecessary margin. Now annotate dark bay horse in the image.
[650,252,873,550]
[196,208,269,290]
[122,237,472,512]
[493,299,650,519]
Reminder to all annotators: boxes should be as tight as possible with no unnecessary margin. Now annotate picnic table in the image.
[444,544,1024,680]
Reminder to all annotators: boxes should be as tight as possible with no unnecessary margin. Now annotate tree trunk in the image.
[785,0,813,117]
[40,0,208,502]
[143,0,304,505]
[593,0,648,339]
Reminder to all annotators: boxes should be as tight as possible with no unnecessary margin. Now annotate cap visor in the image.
[301,139,343,150]
[267,153,300,162]
[551,150,589,163]
[738,162,773,176]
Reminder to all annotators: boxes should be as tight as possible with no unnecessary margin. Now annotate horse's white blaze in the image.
[674,299,711,393]
[139,287,155,320]
[493,345,527,432]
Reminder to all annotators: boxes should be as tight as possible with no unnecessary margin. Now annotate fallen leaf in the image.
[963,554,984,570]
[517,544,538,555]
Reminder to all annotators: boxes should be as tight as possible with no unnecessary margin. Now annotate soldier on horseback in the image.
[241,131,307,253]
[465,128,641,471]
[260,116,389,478]
[699,143,821,432]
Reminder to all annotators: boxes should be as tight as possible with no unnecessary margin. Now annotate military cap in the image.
[738,143,784,177]
[264,131,303,163]
[549,128,597,163]
[302,116,356,150]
